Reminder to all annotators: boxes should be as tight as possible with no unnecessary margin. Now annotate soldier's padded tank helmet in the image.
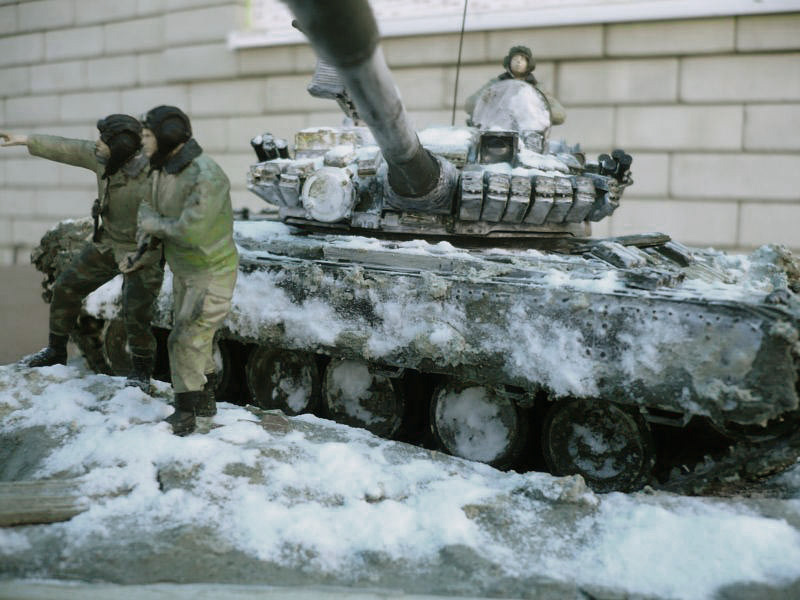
[143,105,193,170]
[503,45,535,75]
[96,114,142,178]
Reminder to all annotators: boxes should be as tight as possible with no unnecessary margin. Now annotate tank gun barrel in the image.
[285,0,444,201]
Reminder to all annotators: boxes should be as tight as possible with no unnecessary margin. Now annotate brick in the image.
[57,160,98,187]
[393,67,448,110]
[409,110,459,130]
[0,248,14,266]
[0,216,10,242]
[608,198,738,247]
[31,61,87,93]
[162,43,238,81]
[87,56,139,89]
[607,18,734,56]
[189,79,264,116]
[35,189,95,218]
[105,17,164,54]
[681,54,800,102]
[166,0,226,10]
[624,152,670,197]
[136,0,164,17]
[551,106,614,152]
[4,94,60,126]
[0,66,31,96]
[190,117,228,152]
[740,202,800,249]
[236,45,303,77]
[3,156,59,186]
[122,85,190,118]
[30,123,97,139]
[227,115,305,153]
[264,74,336,113]
[18,0,74,32]
[488,25,604,60]
[305,110,348,128]
[0,5,16,36]
[231,187,268,214]
[589,217,611,239]
[294,44,316,73]
[164,5,240,46]
[0,189,37,218]
[208,152,251,189]
[12,218,54,245]
[617,105,743,150]
[137,52,166,85]
[60,91,122,122]
[671,153,800,201]
[559,59,679,105]
[744,104,800,151]
[737,14,800,52]
[383,32,487,68]
[45,26,104,61]
[75,1,140,25]
[0,33,44,67]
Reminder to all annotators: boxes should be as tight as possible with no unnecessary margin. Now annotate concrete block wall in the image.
[1,1,799,264]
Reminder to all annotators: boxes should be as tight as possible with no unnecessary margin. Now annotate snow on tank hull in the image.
[216,222,800,426]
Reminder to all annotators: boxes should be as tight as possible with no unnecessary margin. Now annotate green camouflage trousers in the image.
[167,269,236,393]
[50,242,164,358]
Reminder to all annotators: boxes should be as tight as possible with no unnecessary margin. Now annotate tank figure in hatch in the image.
[135,105,238,437]
[0,116,163,392]
[466,45,566,144]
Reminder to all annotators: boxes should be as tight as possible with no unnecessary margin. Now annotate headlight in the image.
[301,167,355,223]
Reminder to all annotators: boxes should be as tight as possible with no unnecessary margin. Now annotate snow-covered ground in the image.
[2,361,800,600]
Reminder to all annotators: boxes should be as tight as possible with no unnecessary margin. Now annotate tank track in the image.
[655,428,800,496]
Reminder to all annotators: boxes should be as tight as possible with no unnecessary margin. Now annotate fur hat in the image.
[96,114,142,178]
[143,106,193,171]
[502,45,535,75]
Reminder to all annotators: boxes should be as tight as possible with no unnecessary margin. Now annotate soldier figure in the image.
[466,45,566,128]
[134,106,238,436]
[0,116,164,392]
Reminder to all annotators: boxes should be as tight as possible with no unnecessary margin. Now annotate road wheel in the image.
[246,347,320,415]
[430,381,527,468]
[542,398,655,492]
[322,359,403,437]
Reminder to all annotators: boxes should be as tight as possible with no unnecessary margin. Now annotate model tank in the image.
[32,0,800,493]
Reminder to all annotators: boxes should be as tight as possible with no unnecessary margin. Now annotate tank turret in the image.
[249,0,632,242]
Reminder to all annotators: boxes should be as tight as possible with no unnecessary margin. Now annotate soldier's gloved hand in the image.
[91,198,102,219]
[138,204,163,236]
[118,251,141,274]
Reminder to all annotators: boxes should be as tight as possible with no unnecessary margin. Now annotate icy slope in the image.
[2,363,800,599]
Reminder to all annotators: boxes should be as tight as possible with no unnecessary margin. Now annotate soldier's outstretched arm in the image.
[0,132,29,147]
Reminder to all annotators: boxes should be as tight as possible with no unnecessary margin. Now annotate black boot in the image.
[24,333,68,367]
[165,391,203,436]
[126,353,154,393]
[196,372,217,417]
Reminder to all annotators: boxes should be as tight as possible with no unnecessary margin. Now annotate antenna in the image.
[450,0,469,126]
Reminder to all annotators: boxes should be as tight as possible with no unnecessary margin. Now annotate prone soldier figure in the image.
[0,117,164,392]
[132,106,238,436]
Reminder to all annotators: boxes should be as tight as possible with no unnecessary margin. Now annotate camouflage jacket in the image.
[140,139,238,277]
[28,134,155,261]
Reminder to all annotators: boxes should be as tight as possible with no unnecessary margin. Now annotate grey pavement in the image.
[0,264,49,364]
[0,581,510,600]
